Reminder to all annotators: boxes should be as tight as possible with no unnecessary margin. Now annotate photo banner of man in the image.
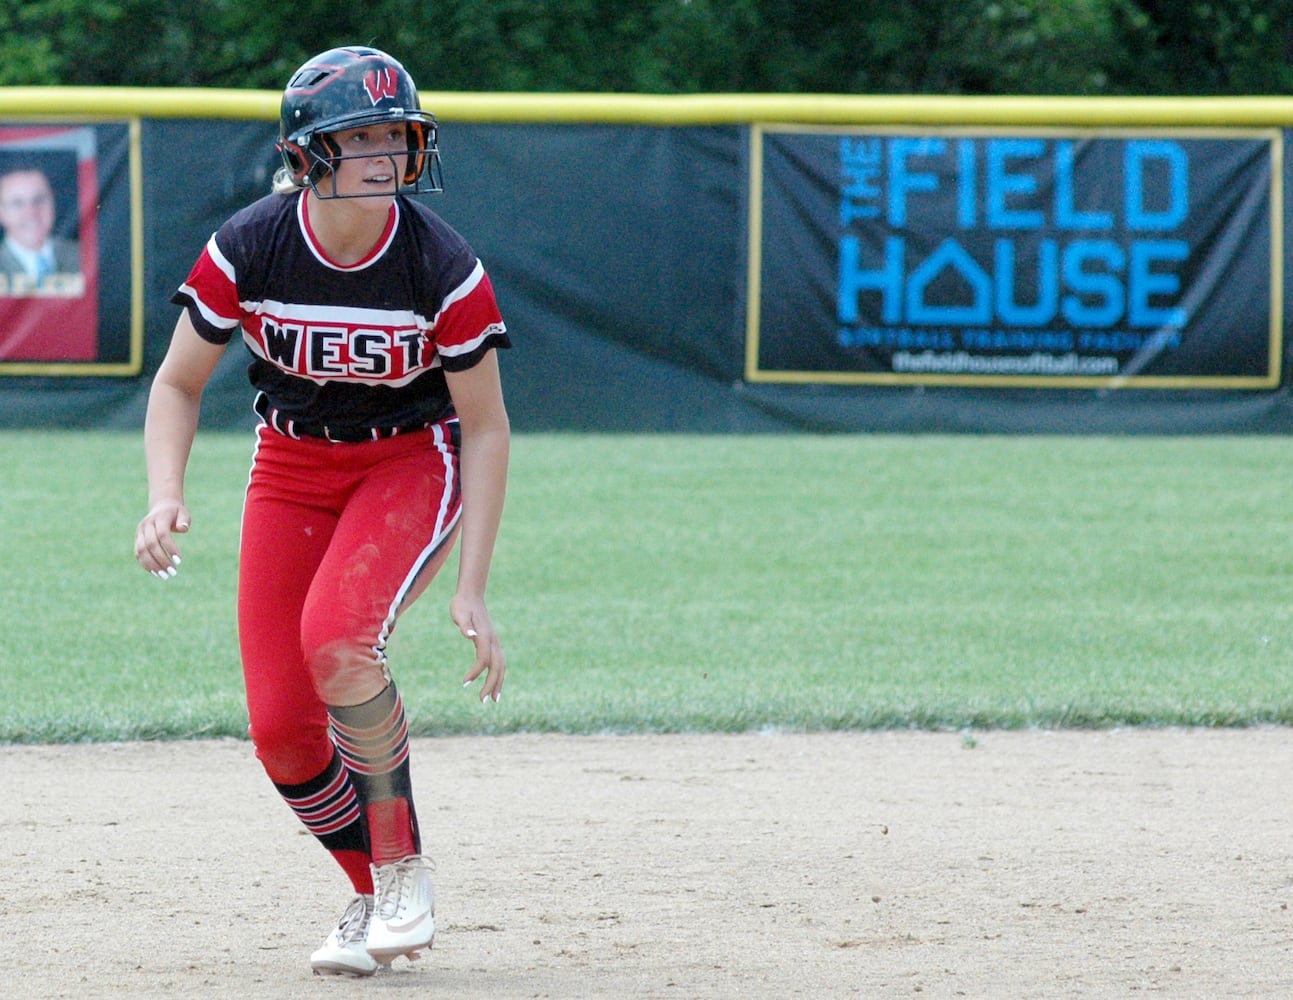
[0,125,98,363]
[746,125,1282,389]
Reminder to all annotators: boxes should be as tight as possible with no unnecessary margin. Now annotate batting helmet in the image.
[277,46,442,196]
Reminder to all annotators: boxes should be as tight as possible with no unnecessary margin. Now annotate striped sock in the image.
[328,683,420,864]
[274,748,373,892]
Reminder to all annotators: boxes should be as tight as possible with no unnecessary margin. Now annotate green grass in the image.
[2,429,1291,742]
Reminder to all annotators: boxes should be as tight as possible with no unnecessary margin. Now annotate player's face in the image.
[322,123,410,200]
[0,171,56,252]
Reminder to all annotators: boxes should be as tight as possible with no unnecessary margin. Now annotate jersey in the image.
[172,190,510,436]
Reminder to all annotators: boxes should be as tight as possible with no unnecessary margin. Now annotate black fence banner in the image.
[746,126,1283,388]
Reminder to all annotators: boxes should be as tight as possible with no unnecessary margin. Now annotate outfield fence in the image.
[0,90,1291,433]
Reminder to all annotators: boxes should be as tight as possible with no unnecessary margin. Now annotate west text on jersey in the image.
[252,318,431,383]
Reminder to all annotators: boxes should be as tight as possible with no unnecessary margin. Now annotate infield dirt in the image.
[4,729,1292,998]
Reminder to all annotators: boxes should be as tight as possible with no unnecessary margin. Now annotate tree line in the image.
[3,0,1292,96]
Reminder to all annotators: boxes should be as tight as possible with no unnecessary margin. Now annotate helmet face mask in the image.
[277,47,443,199]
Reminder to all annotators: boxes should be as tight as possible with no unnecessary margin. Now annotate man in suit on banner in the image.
[0,164,82,296]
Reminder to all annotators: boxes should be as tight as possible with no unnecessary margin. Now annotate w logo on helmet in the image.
[363,67,399,105]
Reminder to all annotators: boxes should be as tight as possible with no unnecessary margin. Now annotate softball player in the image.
[134,46,510,977]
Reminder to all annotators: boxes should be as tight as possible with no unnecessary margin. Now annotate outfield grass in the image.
[1,429,1290,743]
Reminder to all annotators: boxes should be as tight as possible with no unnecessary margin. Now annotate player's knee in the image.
[249,716,332,785]
[304,638,387,704]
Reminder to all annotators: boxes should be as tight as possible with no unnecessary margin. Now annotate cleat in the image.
[311,894,380,977]
[367,855,436,963]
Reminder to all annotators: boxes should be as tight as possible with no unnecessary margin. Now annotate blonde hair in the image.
[272,165,304,195]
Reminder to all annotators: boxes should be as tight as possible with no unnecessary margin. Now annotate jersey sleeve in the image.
[428,250,511,372]
[170,230,244,345]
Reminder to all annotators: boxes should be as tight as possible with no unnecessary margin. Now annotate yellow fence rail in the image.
[1,88,1293,126]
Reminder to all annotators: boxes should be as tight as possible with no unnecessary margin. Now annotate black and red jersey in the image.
[172,190,510,434]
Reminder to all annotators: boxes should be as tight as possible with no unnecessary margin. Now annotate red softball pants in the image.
[237,420,461,786]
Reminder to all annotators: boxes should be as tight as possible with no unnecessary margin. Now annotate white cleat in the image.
[311,894,381,977]
[367,855,436,964]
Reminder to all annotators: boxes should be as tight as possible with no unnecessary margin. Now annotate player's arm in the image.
[444,348,510,701]
[134,311,226,577]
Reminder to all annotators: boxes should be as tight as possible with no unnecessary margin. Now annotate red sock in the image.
[274,749,375,893]
[366,797,417,866]
[334,850,375,894]
[328,684,422,865]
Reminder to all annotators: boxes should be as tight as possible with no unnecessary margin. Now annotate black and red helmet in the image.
[276,46,442,196]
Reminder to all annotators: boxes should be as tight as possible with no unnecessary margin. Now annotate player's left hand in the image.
[451,593,505,703]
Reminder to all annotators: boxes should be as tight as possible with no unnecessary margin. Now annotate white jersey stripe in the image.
[206,234,236,283]
[438,321,508,358]
[426,260,486,332]
[249,298,424,328]
[178,280,241,330]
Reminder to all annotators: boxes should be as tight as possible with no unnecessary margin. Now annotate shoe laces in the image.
[374,854,435,920]
[336,894,374,946]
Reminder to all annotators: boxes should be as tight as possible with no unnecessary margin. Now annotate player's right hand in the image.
[134,500,190,580]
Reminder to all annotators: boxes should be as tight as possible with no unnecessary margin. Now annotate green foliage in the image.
[2,431,1292,743]
[0,1,61,85]
[1,0,1290,94]
[1108,0,1293,94]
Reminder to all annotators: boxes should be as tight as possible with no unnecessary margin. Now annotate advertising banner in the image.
[746,126,1283,388]
[0,121,141,375]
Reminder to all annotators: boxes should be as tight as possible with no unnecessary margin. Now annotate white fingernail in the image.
[466,629,478,638]
[463,680,472,688]
[171,554,182,566]
[492,692,501,704]
[166,566,178,578]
